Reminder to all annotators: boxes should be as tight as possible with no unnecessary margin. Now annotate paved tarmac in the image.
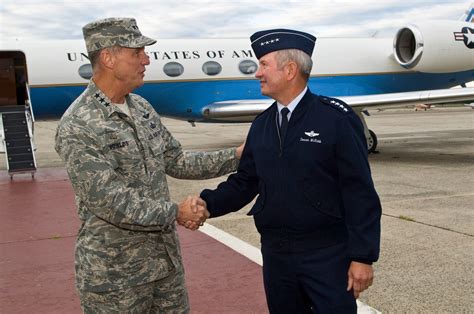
[1,106,473,312]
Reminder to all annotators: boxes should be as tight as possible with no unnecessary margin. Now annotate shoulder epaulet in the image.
[319,96,351,113]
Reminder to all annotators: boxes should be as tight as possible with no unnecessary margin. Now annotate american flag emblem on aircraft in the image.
[453,27,474,49]
[454,32,464,40]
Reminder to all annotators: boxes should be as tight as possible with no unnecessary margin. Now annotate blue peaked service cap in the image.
[250,29,316,59]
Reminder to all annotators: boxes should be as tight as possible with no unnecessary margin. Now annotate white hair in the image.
[275,49,313,81]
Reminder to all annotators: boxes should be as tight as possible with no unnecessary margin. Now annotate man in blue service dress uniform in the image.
[199,29,382,313]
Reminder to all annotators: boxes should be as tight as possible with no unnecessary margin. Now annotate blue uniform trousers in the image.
[261,242,356,314]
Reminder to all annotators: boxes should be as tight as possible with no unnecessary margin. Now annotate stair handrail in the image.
[25,82,35,123]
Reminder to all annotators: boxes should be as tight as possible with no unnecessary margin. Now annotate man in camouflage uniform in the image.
[55,17,242,313]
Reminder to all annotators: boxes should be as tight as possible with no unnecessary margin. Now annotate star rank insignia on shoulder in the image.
[93,92,110,107]
[320,96,350,113]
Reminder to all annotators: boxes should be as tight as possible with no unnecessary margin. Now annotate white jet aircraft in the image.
[0,4,473,153]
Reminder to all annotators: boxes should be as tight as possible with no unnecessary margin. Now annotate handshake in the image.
[176,195,209,231]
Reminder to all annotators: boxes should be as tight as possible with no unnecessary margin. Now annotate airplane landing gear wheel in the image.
[368,129,377,154]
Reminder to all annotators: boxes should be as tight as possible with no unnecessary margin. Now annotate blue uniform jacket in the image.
[201,89,381,263]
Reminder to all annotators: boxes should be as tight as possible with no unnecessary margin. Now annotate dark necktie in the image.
[280,107,290,141]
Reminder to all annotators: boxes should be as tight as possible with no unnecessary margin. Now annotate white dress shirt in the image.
[277,86,307,125]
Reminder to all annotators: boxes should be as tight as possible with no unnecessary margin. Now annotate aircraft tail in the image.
[460,3,474,22]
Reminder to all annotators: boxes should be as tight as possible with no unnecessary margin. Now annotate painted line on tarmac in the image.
[200,223,262,265]
[379,135,432,140]
[200,223,381,314]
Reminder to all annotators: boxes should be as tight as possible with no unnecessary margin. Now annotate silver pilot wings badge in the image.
[304,131,319,137]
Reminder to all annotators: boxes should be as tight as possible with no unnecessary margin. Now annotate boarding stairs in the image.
[0,91,37,179]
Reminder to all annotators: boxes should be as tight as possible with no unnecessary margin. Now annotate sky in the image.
[0,0,472,41]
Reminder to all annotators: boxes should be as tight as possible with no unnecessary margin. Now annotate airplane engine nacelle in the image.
[393,21,474,73]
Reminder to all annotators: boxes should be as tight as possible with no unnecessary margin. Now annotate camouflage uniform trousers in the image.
[79,267,189,313]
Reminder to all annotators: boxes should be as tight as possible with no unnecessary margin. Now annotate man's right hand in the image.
[236,141,246,159]
[176,195,209,230]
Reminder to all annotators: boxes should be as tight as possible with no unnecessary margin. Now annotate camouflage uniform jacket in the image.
[55,80,238,292]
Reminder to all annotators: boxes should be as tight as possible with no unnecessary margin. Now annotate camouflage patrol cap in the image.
[82,17,156,53]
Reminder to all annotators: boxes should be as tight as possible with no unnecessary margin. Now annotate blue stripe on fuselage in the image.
[30,70,474,119]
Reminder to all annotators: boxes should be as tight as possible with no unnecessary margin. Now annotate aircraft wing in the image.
[202,87,474,122]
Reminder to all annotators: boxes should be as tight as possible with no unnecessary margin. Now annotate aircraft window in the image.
[163,62,184,77]
[78,64,92,80]
[238,60,257,74]
[202,61,222,76]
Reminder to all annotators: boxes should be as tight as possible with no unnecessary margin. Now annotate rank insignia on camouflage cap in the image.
[83,17,157,53]
[250,28,316,59]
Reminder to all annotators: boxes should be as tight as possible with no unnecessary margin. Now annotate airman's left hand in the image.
[347,261,374,298]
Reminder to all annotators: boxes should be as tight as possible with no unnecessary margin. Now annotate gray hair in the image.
[275,49,313,81]
[88,45,123,70]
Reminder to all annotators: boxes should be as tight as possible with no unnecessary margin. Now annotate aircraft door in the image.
[0,51,28,107]
[0,57,17,106]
